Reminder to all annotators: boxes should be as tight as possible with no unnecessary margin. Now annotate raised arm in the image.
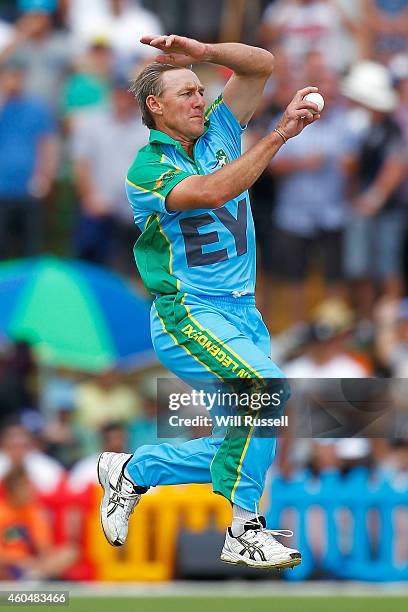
[204,43,274,126]
[140,34,274,125]
[166,86,321,211]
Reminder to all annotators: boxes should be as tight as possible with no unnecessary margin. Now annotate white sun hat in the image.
[341,61,398,112]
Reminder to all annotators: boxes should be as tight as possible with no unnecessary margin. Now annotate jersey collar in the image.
[149,120,210,149]
[149,129,179,145]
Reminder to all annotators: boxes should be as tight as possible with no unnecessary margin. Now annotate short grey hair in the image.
[129,62,184,129]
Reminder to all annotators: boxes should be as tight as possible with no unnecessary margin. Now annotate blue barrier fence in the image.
[266,468,408,581]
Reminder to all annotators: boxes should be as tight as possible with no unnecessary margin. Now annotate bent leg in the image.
[150,293,289,511]
[126,437,221,488]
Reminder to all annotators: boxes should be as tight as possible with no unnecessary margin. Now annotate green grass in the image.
[21,597,408,612]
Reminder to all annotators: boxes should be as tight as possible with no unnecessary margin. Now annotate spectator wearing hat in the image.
[342,61,408,323]
[71,75,149,272]
[0,57,58,259]
[283,298,370,378]
[277,298,371,482]
[0,0,74,109]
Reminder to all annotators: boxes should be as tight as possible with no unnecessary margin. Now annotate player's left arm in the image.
[205,43,274,126]
[140,35,274,126]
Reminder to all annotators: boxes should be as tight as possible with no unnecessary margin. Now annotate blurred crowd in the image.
[1,0,408,580]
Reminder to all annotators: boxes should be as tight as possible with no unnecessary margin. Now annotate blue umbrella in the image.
[0,257,156,372]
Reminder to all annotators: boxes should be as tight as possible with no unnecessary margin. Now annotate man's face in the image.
[152,69,206,140]
[0,425,32,461]
[19,12,51,37]
[103,427,127,453]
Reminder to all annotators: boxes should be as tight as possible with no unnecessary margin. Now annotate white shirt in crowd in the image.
[67,0,163,61]
[262,0,358,72]
[0,451,65,495]
[71,108,150,222]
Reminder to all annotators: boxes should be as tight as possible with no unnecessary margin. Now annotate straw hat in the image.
[341,61,398,112]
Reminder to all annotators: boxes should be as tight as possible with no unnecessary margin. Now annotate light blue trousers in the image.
[126,293,288,511]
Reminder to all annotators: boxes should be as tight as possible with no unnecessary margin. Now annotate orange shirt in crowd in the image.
[0,499,52,564]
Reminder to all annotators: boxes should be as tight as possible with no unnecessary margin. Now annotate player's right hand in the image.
[273,86,321,141]
[140,34,208,66]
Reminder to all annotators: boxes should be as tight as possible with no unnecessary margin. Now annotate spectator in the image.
[67,0,163,70]
[342,61,408,322]
[269,67,356,324]
[0,341,38,421]
[67,421,129,495]
[71,75,149,271]
[375,296,408,376]
[65,421,129,575]
[284,298,369,378]
[247,47,296,320]
[361,0,408,62]
[0,58,58,259]
[75,369,141,436]
[259,0,358,73]
[390,53,408,290]
[0,424,65,496]
[128,375,177,449]
[7,341,38,413]
[0,0,74,109]
[379,439,408,484]
[0,465,76,579]
[61,36,113,129]
[281,299,371,478]
[42,400,82,470]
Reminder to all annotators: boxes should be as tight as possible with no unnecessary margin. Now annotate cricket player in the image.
[98,34,320,569]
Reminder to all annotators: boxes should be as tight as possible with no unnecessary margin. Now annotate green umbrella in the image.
[0,257,155,372]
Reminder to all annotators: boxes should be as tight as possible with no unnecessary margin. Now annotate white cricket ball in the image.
[304,92,325,113]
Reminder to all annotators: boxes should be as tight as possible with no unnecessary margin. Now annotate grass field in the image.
[25,597,408,612]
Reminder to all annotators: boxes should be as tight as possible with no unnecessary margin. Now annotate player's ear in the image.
[146,95,163,119]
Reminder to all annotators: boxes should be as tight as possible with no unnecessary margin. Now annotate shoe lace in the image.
[236,503,294,541]
[110,475,140,516]
[120,490,140,517]
[254,503,294,539]
[265,529,293,537]
[117,491,140,500]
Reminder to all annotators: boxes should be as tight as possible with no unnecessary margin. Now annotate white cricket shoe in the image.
[220,516,301,569]
[97,452,147,546]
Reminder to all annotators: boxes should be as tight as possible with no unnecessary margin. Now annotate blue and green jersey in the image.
[126,95,256,297]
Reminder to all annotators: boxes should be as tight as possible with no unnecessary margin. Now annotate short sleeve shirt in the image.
[126,96,256,297]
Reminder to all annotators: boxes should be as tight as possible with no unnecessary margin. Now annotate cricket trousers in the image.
[126,292,290,511]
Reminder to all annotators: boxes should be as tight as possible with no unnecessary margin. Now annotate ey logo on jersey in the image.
[211,149,229,169]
